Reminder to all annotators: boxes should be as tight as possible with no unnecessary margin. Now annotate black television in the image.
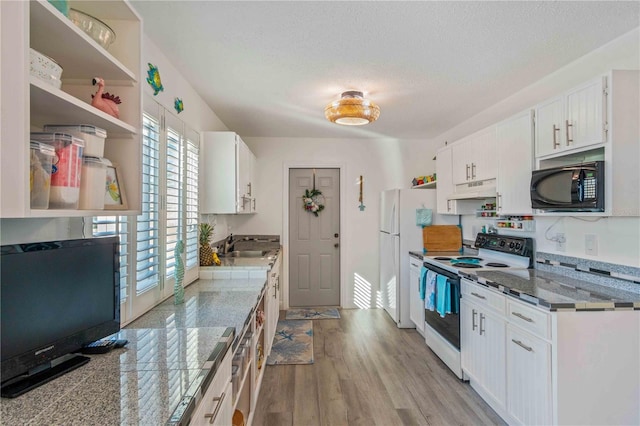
[1,236,120,398]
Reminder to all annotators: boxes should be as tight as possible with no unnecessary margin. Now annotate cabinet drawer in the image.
[191,347,233,426]
[507,299,550,339]
[462,280,505,315]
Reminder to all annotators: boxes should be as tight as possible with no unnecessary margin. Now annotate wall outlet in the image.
[555,233,566,252]
[585,234,598,255]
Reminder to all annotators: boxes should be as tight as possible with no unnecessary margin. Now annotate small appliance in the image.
[530,160,604,212]
[422,233,534,379]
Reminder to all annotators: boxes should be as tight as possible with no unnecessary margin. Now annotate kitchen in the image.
[1,1,639,425]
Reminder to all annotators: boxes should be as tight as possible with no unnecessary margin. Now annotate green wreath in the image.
[303,189,325,217]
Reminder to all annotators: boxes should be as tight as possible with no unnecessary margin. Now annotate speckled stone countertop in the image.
[463,269,640,311]
[0,277,268,425]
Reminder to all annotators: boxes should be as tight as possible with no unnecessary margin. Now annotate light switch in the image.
[585,234,598,256]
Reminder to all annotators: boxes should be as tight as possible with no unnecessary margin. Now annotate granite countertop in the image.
[463,268,640,311]
[205,248,280,269]
[1,275,269,425]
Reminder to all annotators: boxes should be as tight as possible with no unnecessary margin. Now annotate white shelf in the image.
[496,219,536,232]
[412,181,437,189]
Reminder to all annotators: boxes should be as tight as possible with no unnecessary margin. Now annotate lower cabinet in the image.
[191,347,234,426]
[409,257,424,334]
[506,325,552,426]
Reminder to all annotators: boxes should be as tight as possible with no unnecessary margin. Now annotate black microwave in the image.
[530,161,604,212]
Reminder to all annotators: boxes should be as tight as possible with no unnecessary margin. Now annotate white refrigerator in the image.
[379,188,458,328]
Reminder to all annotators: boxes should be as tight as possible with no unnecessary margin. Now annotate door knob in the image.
[334,243,339,248]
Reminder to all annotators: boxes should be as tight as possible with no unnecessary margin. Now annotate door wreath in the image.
[303,188,325,216]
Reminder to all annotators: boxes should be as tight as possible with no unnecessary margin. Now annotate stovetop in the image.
[424,233,534,273]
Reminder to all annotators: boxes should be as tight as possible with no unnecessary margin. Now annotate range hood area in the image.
[448,179,497,200]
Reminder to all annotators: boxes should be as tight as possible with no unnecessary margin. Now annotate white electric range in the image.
[421,233,534,380]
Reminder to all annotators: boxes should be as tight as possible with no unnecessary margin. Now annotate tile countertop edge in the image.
[462,271,640,312]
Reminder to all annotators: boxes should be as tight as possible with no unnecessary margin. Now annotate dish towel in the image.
[419,266,428,300]
[435,274,450,318]
[425,270,437,311]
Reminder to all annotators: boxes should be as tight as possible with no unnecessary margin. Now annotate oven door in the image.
[423,261,461,350]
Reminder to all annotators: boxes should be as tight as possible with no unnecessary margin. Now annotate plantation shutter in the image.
[92,216,130,304]
[185,128,199,269]
[165,113,183,279]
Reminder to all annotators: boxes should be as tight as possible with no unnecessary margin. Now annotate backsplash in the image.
[535,252,640,294]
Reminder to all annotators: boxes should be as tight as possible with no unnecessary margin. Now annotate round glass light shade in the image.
[325,91,380,126]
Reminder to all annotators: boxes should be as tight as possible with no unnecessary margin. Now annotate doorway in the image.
[288,168,340,307]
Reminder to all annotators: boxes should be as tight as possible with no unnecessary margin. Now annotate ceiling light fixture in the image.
[324,91,380,126]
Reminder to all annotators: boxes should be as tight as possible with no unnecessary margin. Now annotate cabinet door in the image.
[565,76,606,150]
[460,299,481,380]
[506,325,552,426]
[436,146,455,214]
[409,258,424,334]
[452,136,474,184]
[496,110,534,215]
[535,96,564,157]
[237,137,251,212]
[191,348,232,426]
[475,308,506,408]
[200,132,238,214]
[470,127,497,182]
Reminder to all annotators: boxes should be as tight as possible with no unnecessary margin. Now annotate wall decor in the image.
[146,63,164,95]
[91,77,121,118]
[104,163,128,210]
[303,188,325,216]
[359,175,365,211]
[174,97,184,113]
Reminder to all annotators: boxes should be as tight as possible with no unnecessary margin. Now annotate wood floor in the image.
[253,308,506,426]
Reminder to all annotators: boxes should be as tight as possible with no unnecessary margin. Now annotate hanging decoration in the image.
[146,63,164,95]
[358,175,365,211]
[303,169,325,217]
[174,97,184,113]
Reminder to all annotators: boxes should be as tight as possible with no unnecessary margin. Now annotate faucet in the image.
[224,234,234,254]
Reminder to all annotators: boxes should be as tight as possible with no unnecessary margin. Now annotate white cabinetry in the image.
[535,77,606,158]
[452,126,497,185]
[200,132,257,214]
[1,0,142,218]
[409,256,424,335]
[435,146,478,215]
[460,280,506,411]
[191,346,233,426]
[496,110,534,215]
[265,254,281,356]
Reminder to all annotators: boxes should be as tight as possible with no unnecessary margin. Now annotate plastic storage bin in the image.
[31,132,84,209]
[79,157,111,209]
[43,124,106,157]
[29,141,55,209]
[231,364,240,397]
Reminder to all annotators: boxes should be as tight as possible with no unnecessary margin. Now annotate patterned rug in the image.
[266,320,314,365]
[285,307,341,320]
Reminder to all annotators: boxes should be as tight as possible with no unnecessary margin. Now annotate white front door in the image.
[288,168,340,307]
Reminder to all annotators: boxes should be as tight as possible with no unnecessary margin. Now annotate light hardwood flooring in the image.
[253,308,506,426]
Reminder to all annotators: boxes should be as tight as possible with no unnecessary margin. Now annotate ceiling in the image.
[130,1,639,139]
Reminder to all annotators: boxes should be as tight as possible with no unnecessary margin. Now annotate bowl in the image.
[68,8,116,50]
[29,48,63,89]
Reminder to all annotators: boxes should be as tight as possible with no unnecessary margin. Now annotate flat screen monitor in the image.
[1,236,120,398]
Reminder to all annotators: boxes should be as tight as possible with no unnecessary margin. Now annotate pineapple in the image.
[199,223,215,266]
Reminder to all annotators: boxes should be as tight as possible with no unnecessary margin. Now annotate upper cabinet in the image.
[200,131,257,214]
[452,127,497,185]
[535,77,606,158]
[496,110,534,215]
[0,0,142,218]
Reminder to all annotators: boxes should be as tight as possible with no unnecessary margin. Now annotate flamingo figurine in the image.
[91,77,121,118]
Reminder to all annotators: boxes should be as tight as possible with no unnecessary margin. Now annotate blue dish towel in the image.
[425,270,437,311]
[435,274,449,317]
[419,266,428,300]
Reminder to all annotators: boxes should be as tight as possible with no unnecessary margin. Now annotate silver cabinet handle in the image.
[553,124,560,149]
[565,120,573,145]
[447,199,452,212]
[466,164,470,180]
[471,163,476,179]
[204,392,227,424]
[511,311,534,323]
[472,308,477,331]
[471,292,486,300]
[512,339,533,352]
[479,313,485,335]
[497,192,502,211]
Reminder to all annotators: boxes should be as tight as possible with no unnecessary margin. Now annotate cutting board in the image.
[422,225,462,252]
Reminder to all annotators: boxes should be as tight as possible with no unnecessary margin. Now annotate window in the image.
[92,216,129,303]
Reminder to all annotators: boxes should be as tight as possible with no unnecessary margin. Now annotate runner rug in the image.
[266,320,314,365]
[285,307,341,320]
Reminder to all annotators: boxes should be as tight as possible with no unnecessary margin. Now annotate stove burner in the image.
[433,257,453,261]
[452,263,482,269]
[485,262,509,268]
[456,256,483,261]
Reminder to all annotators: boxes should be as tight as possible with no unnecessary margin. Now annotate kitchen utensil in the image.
[29,48,63,89]
[422,225,462,252]
[68,8,116,50]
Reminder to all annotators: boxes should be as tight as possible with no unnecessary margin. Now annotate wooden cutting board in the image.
[422,225,462,253]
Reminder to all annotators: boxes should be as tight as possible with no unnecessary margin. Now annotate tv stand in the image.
[1,354,90,398]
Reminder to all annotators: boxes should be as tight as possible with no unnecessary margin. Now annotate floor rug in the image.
[266,320,314,365]
[285,307,341,320]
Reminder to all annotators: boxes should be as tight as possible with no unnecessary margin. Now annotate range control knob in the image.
[509,242,515,249]
[515,242,521,250]
[499,240,506,247]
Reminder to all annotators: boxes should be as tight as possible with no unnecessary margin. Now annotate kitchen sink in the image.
[220,250,269,258]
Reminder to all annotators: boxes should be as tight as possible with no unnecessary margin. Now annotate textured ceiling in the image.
[130,1,639,139]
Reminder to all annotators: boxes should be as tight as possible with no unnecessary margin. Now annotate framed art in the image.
[104,163,128,210]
